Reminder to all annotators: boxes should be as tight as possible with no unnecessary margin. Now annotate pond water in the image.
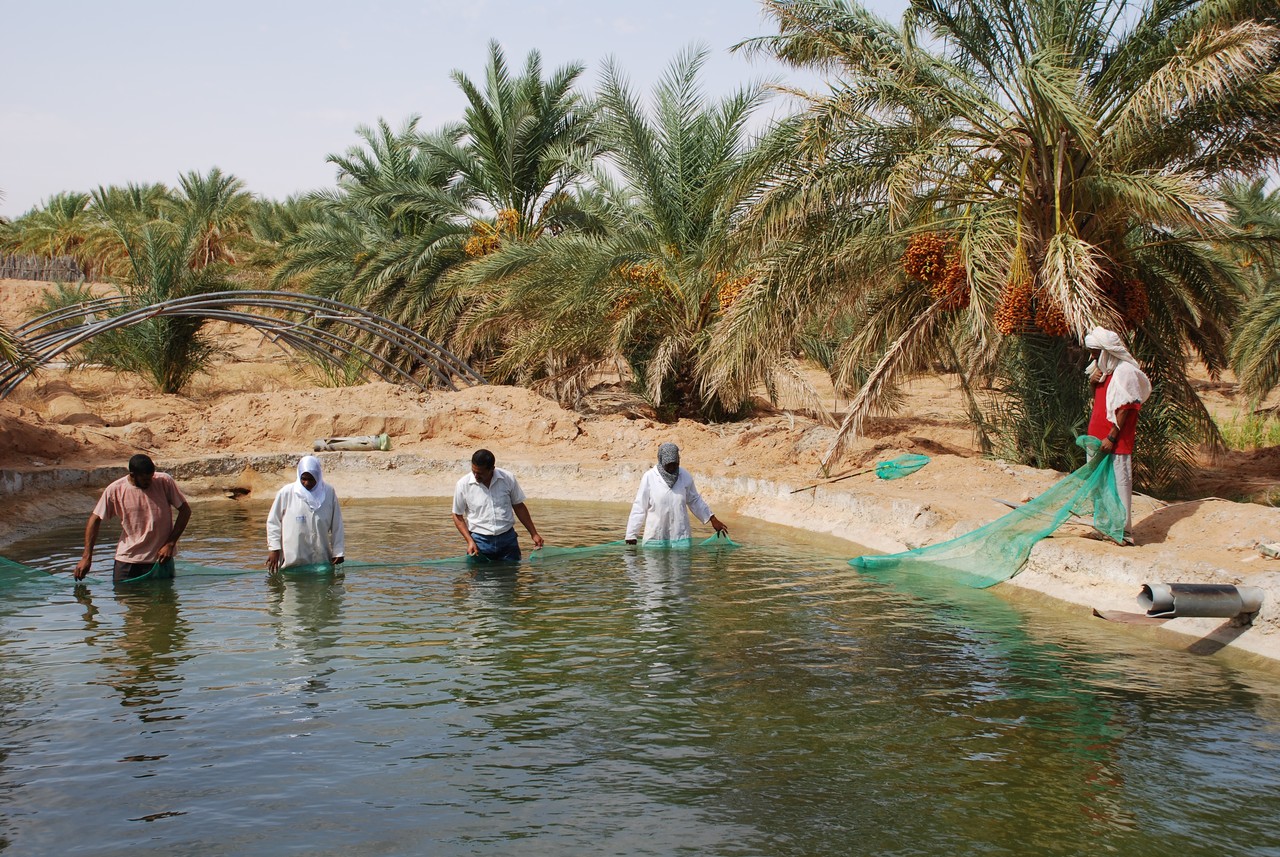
[1,498,1280,856]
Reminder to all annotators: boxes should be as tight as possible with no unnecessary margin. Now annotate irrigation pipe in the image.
[2,291,486,398]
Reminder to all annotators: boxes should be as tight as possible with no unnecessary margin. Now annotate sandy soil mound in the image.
[0,402,103,464]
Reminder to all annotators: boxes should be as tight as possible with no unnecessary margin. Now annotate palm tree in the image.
[1,191,97,276]
[275,117,474,339]
[447,47,774,415]
[1226,179,1280,402]
[274,117,517,391]
[87,210,234,393]
[243,194,327,273]
[710,0,1276,490]
[277,43,598,360]
[3,176,251,282]
[174,167,254,269]
[0,188,29,370]
[429,40,598,234]
[81,182,174,279]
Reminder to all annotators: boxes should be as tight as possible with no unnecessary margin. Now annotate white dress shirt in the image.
[453,468,527,535]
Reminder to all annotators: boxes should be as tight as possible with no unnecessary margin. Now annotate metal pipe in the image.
[2,290,487,398]
[1138,583,1265,619]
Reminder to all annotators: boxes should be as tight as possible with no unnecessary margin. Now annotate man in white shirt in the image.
[451,449,544,561]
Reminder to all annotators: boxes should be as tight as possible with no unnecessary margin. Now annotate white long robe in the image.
[266,483,345,568]
[625,467,713,543]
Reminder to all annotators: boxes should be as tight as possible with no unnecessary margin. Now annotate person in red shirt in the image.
[74,454,192,582]
[1084,327,1151,546]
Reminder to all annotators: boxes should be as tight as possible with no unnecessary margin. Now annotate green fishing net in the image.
[0,534,741,584]
[850,436,1125,588]
[875,453,931,480]
[0,555,63,588]
[529,533,740,562]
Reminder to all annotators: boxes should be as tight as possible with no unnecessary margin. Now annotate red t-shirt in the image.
[1088,375,1140,455]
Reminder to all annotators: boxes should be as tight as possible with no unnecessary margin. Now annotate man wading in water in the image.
[451,449,543,562]
[74,454,192,582]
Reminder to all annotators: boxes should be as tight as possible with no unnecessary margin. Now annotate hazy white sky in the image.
[1,0,908,218]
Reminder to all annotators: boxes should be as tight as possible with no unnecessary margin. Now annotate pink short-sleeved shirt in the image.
[92,473,187,563]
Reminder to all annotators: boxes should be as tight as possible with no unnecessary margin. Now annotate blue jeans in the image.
[470,528,521,562]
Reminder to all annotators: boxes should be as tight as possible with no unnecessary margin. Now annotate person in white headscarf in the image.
[625,443,729,544]
[266,455,345,571]
[1083,327,1152,545]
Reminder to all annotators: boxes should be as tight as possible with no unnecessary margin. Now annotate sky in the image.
[1,0,909,219]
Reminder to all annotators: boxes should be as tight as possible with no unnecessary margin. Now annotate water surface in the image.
[1,499,1279,856]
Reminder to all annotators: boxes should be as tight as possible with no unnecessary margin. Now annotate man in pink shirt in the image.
[74,454,192,583]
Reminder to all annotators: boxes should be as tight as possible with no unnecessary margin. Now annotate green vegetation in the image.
[1225,179,1280,405]
[709,0,1277,491]
[6,171,245,393]
[1217,409,1280,451]
[6,1,1280,494]
[447,47,772,415]
[274,42,598,372]
[0,324,32,371]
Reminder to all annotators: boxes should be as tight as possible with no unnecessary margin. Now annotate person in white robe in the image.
[266,455,345,571]
[625,443,729,544]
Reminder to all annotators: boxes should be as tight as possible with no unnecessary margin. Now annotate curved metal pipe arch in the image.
[1,290,485,398]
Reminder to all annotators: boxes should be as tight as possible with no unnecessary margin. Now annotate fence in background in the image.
[0,255,84,282]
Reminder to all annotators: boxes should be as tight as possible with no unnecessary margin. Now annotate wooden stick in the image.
[789,466,876,494]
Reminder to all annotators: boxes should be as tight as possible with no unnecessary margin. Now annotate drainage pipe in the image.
[313,434,392,452]
[1138,583,1265,619]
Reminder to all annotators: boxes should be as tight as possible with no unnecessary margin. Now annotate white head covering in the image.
[1084,327,1152,424]
[656,443,681,489]
[1084,328,1139,375]
[292,455,328,511]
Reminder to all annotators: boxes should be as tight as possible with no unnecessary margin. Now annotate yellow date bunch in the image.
[902,234,969,311]
[619,261,668,289]
[463,208,522,258]
[608,261,672,320]
[715,271,755,310]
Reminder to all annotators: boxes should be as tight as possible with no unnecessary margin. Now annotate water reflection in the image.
[266,570,345,650]
[453,560,536,617]
[92,581,191,722]
[622,546,693,636]
[266,569,345,698]
[0,609,35,849]
[72,582,101,634]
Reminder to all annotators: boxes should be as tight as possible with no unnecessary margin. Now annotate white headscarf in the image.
[1084,327,1152,425]
[292,455,328,511]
